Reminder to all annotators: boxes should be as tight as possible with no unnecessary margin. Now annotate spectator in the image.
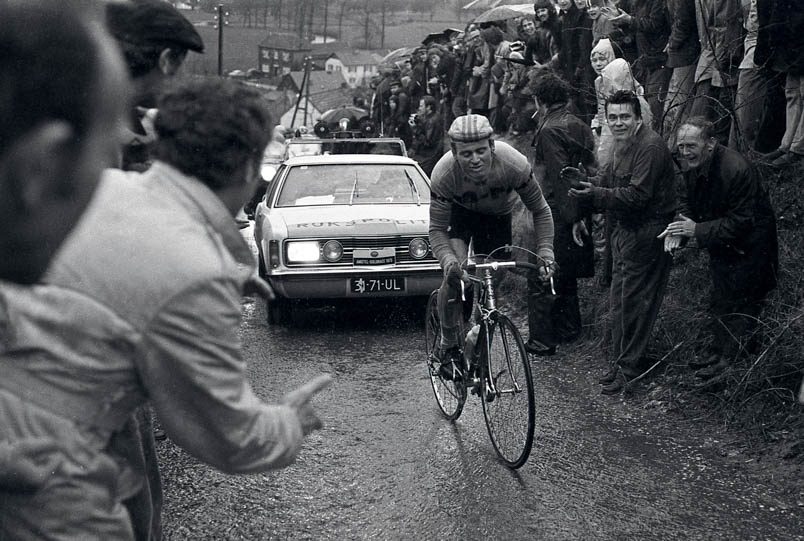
[596,56,654,167]
[410,95,444,176]
[502,51,536,135]
[687,0,743,145]
[660,117,778,378]
[466,29,492,118]
[566,90,676,394]
[728,0,784,154]
[0,0,127,286]
[588,0,638,63]
[525,2,560,71]
[590,38,618,167]
[449,31,471,120]
[108,0,204,172]
[609,0,672,131]
[102,1,206,537]
[482,26,511,131]
[527,74,596,353]
[555,0,597,124]
[663,0,700,143]
[755,1,804,167]
[1,78,331,539]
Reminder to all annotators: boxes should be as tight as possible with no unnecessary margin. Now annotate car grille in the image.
[284,236,437,268]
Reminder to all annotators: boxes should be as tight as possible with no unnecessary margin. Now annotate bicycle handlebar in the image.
[461,259,555,298]
[463,260,543,273]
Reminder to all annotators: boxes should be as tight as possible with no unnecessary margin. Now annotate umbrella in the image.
[462,0,523,9]
[473,3,534,22]
[319,106,370,128]
[422,28,463,46]
[380,46,415,66]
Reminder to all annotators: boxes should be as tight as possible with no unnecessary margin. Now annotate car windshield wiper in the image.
[349,170,359,205]
[404,170,421,206]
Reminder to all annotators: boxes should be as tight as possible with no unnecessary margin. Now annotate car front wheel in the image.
[267,296,291,325]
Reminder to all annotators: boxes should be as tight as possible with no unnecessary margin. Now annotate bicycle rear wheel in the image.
[480,314,535,468]
[424,290,466,420]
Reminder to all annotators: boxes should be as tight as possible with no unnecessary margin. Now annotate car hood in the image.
[277,205,429,238]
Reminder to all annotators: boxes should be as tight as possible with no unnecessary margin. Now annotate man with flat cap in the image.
[91,1,203,539]
[107,0,204,171]
[428,114,556,380]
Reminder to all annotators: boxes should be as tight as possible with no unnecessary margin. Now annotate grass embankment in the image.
[504,137,804,459]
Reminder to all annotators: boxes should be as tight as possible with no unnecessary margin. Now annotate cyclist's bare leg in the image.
[437,238,469,350]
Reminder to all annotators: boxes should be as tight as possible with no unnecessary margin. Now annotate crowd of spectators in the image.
[370,0,804,169]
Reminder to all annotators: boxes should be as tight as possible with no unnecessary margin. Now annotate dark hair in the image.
[481,26,505,46]
[154,78,273,190]
[604,89,642,120]
[116,41,187,79]
[678,116,716,140]
[0,1,102,155]
[421,95,437,111]
[530,73,570,107]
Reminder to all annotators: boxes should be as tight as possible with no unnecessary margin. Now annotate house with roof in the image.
[277,70,353,129]
[325,50,383,88]
[258,32,312,77]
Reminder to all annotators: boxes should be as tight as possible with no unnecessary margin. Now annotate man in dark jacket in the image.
[555,0,596,124]
[664,0,700,140]
[755,0,804,167]
[567,90,677,394]
[610,0,672,131]
[526,74,596,355]
[411,95,444,176]
[660,117,778,378]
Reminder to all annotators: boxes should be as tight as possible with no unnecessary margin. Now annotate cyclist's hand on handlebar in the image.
[538,260,557,282]
[445,260,465,289]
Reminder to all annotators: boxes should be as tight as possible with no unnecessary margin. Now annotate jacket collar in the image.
[145,161,254,268]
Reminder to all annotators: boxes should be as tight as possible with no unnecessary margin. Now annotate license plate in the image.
[350,276,405,294]
[353,247,395,266]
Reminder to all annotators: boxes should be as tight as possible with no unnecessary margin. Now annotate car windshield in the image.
[275,164,431,207]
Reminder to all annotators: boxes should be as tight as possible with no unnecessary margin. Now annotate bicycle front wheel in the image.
[424,290,466,420]
[481,314,535,468]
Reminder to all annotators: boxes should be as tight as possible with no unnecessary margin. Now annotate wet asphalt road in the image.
[158,292,803,540]
[156,224,802,539]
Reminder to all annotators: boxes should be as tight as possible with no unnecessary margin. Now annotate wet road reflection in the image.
[159,295,802,540]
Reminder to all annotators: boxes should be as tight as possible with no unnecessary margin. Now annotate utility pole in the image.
[215,4,228,76]
[381,2,386,50]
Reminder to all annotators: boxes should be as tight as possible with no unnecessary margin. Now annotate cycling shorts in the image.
[448,204,512,260]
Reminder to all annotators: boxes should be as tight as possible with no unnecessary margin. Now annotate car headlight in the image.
[286,241,320,263]
[408,238,429,259]
[322,240,343,262]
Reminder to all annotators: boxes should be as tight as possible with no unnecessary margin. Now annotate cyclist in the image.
[429,114,556,380]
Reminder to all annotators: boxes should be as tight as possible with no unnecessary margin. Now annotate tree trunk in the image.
[363,0,370,49]
[323,1,329,43]
[338,1,346,41]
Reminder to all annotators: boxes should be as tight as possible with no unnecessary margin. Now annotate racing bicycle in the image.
[424,254,544,469]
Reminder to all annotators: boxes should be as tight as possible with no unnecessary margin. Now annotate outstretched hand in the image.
[281,375,333,436]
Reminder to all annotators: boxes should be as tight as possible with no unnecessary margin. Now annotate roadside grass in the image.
[502,133,804,459]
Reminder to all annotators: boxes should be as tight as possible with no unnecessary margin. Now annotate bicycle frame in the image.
[463,262,526,399]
